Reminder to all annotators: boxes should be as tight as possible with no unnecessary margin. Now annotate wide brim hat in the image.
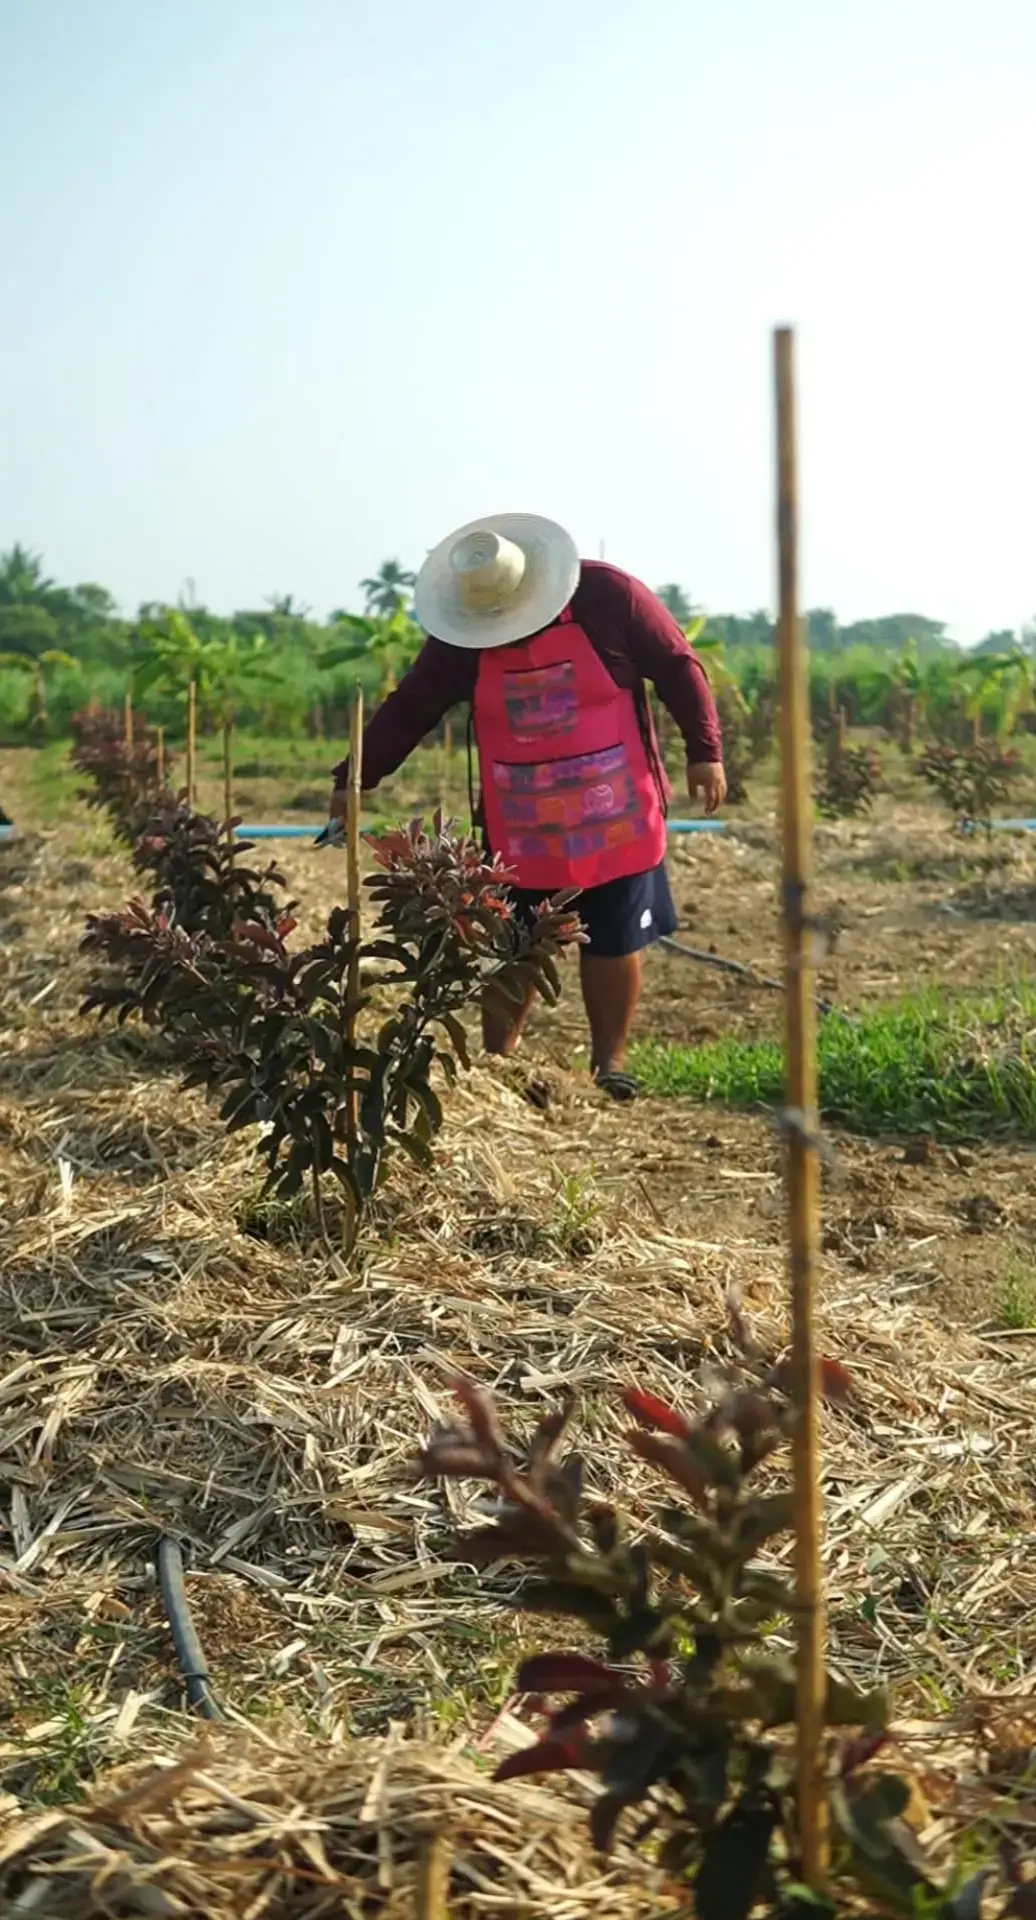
[413,512,581,650]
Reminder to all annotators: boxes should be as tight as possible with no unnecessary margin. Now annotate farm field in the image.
[1,739,1036,1910]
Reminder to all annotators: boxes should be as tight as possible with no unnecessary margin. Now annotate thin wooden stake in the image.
[156,725,166,790]
[345,684,365,1146]
[442,709,453,808]
[186,677,197,806]
[222,718,234,841]
[123,687,134,748]
[774,325,828,1888]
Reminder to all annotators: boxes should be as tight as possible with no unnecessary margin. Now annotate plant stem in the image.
[775,325,828,1889]
[222,716,234,841]
[186,677,197,805]
[310,1161,326,1241]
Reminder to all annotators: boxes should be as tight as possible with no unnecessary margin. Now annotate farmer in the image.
[329,514,725,1098]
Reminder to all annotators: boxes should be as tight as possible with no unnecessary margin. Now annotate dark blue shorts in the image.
[508,860,677,959]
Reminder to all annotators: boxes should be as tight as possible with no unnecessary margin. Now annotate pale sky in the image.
[1,0,1033,641]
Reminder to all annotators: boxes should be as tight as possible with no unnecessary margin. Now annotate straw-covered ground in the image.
[1,744,1035,1911]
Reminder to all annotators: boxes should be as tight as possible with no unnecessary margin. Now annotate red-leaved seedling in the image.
[916,741,1023,832]
[70,706,168,845]
[417,1369,971,1920]
[82,812,583,1246]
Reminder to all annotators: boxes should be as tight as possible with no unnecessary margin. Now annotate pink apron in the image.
[473,610,668,893]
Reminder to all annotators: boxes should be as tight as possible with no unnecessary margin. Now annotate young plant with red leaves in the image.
[419,1373,971,1920]
[70,706,168,846]
[816,738,883,820]
[132,797,291,939]
[82,815,583,1244]
[916,741,1023,832]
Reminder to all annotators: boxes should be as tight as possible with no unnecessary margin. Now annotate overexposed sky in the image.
[1,0,1033,640]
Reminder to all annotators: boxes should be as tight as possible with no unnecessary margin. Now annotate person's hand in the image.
[329,787,349,824]
[687,761,727,815]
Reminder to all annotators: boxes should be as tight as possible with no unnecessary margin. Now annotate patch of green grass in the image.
[25,740,80,822]
[999,1257,1036,1329]
[632,983,1036,1139]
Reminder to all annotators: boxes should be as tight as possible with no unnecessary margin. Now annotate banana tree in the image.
[193,633,282,829]
[687,623,755,800]
[133,613,279,818]
[956,647,1035,740]
[320,608,424,701]
[0,648,78,736]
[133,609,207,801]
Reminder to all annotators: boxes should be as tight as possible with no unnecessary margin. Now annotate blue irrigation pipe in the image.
[233,818,732,841]
[4,819,1036,844]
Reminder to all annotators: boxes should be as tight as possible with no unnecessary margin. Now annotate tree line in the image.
[0,542,1033,745]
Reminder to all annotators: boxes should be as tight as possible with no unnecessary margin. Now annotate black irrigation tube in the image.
[658,934,850,1022]
[156,1535,226,1722]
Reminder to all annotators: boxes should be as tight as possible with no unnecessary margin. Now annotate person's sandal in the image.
[594,1069,641,1102]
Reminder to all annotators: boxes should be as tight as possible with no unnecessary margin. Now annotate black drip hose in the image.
[156,1535,226,1722]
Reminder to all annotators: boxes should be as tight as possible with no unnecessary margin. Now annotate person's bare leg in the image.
[481,982,537,1057]
[580,950,642,1078]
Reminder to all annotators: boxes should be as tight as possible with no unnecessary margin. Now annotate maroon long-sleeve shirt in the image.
[332,560,722,792]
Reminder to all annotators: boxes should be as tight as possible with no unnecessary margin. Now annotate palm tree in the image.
[265,593,312,620]
[0,544,56,608]
[359,559,416,617]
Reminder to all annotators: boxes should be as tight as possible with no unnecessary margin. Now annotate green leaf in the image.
[730,1491,795,1560]
[440,1011,471,1069]
[408,1076,444,1133]
[683,1427,741,1491]
[738,1569,798,1612]
[393,1128,433,1169]
[731,1655,798,1726]
[825,1675,888,1728]
[312,1112,335,1171]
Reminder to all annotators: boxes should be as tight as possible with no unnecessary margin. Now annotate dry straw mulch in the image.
[0,1727,678,1917]
[1,820,1035,1889]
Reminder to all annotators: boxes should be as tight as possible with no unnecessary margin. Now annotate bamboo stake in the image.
[123,686,134,748]
[774,325,828,1888]
[186,677,197,805]
[222,717,234,841]
[442,709,453,809]
[345,684,365,1146]
[156,725,166,790]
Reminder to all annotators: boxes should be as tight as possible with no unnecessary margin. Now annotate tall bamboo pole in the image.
[774,326,828,1888]
[186,677,197,805]
[345,684,365,1146]
[123,686,134,748]
[156,725,166,790]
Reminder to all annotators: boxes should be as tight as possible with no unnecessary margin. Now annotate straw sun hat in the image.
[413,513,581,650]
